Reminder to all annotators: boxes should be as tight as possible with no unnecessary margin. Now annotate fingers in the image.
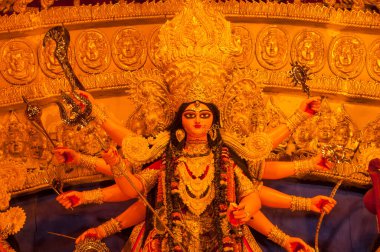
[313,196,337,214]
[302,96,321,115]
[56,191,81,209]
[52,148,76,164]
[316,154,333,170]
[287,237,313,252]
[75,228,99,244]
[101,146,120,166]
[231,206,252,223]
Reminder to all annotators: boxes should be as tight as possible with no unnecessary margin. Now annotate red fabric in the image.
[242,237,253,252]
[148,159,163,170]
[132,223,145,252]
[364,189,376,215]
[367,158,380,231]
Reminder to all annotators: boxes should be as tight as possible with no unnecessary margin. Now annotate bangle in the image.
[290,195,311,212]
[98,218,122,238]
[92,103,108,125]
[267,225,290,248]
[294,158,315,178]
[111,159,129,178]
[286,110,309,132]
[79,154,97,172]
[82,188,104,205]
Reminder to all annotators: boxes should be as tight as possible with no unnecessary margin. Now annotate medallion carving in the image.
[75,30,110,74]
[38,39,75,79]
[231,26,254,68]
[328,35,365,79]
[112,27,147,71]
[291,30,325,73]
[256,26,288,70]
[367,39,380,82]
[0,40,37,85]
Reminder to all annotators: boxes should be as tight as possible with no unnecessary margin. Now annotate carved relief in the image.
[11,0,33,14]
[256,26,288,70]
[367,39,380,82]
[125,70,173,137]
[148,26,161,68]
[222,70,264,138]
[112,27,147,71]
[291,30,325,73]
[75,30,110,74]
[328,35,366,79]
[41,0,55,10]
[0,40,37,85]
[38,39,75,79]
[361,116,380,150]
[231,26,254,68]
[330,105,359,161]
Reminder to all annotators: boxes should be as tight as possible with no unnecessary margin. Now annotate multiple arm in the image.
[269,97,321,149]
[54,94,336,251]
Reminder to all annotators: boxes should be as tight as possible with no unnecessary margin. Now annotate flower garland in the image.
[161,142,239,251]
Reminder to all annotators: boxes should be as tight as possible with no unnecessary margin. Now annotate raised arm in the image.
[269,97,321,148]
[75,90,134,146]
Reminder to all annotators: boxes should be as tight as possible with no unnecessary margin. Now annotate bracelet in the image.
[294,158,315,178]
[92,103,108,125]
[98,218,122,238]
[78,154,97,172]
[290,195,311,212]
[267,225,290,248]
[286,110,309,132]
[111,159,129,178]
[82,188,104,205]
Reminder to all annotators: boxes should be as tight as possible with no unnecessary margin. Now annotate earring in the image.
[175,129,185,142]
[208,126,217,141]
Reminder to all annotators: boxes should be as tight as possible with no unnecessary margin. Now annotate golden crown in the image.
[153,0,242,109]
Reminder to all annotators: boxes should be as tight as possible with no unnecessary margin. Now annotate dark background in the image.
[8,178,377,252]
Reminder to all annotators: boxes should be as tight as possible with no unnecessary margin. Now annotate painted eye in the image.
[200,113,211,119]
[184,113,196,119]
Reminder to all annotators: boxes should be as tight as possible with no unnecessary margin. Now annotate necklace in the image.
[176,153,215,216]
[183,142,210,157]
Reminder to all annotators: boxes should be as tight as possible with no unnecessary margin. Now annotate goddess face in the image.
[181,101,213,139]
[264,35,279,57]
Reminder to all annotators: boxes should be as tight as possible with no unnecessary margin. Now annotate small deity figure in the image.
[0,41,37,84]
[112,28,147,70]
[257,27,288,70]
[292,31,324,73]
[329,36,365,79]
[76,31,110,73]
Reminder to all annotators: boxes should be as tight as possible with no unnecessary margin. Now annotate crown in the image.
[153,0,242,110]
